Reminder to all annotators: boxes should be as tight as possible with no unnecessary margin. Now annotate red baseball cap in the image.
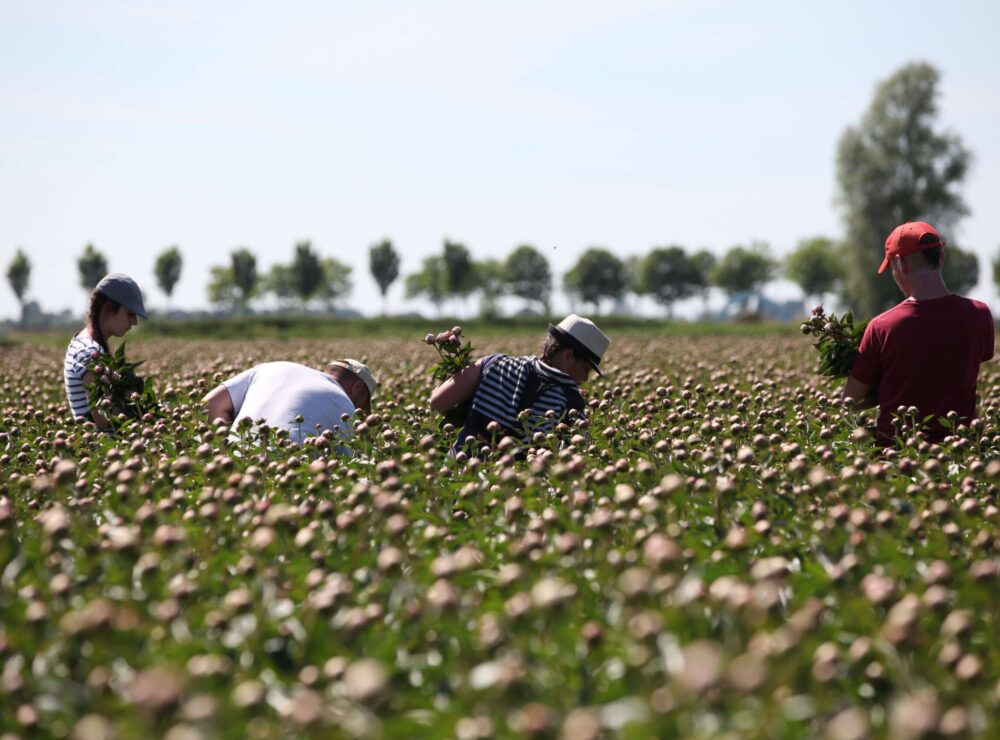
[878,221,945,273]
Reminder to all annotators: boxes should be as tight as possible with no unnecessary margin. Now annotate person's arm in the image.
[842,375,876,409]
[81,370,112,430]
[841,321,879,409]
[984,306,995,362]
[202,384,235,424]
[430,359,483,415]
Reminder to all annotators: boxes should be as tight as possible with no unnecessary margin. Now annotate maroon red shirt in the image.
[850,294,994,441]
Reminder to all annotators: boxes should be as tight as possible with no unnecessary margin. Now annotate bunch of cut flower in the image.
[801,305,870,378]
[86,342,160,425]
[425,326,475,382]
[424,326,475,426]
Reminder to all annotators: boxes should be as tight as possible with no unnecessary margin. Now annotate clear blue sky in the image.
[2,0,999,319]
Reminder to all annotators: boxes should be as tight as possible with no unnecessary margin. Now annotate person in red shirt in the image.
[842,221,994,442]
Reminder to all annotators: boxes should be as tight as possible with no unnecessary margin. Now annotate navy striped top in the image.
[64,333,103,419]
[457,354,585,447]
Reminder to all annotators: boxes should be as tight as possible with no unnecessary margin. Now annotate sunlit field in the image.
[2,332,999,738]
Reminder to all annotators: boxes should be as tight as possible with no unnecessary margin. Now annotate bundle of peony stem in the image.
[801,306,870,379]
[86,342,160,426]
[424,326,475,382]
[424,326,475,427]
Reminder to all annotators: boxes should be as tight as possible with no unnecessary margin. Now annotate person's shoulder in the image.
[66,331,99,349]
[65,333,101,359]
[252,360,308,376]
[935,294,993,322]
[868,301,913,328]
[961,296,993,316]
[482,353,515,369]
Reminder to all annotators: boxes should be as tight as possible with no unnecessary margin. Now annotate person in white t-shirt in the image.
[201,359,377,447]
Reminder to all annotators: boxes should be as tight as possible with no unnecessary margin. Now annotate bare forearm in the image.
[841,376,876,409]
[203,385,235,423]
[90,409,112,430]
[430,361,482,415]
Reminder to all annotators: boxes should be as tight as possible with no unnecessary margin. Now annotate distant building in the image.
[716,290,805,322]
[0,301,75,332]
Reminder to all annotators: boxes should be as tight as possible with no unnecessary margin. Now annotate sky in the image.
[2,0,999,321]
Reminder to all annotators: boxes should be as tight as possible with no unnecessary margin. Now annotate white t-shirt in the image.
[224,361,357,445]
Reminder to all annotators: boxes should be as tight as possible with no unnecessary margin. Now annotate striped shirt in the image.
[457,354,586,447]
[64,333,103,419]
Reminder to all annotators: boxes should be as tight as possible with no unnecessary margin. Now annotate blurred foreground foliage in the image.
[1,334,1000,737]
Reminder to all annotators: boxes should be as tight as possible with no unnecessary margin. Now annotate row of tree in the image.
[206,243,353,313]
[3,232,989,321]
[3,62,992,321]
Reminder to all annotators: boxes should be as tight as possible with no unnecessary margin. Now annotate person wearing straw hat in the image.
[430,314,610,450]
[64,273,148,429]
[842,221,993,442]
[202,358,377,448]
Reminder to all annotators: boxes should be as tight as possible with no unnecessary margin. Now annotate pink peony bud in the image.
[93,365,105,375]
[424,333,436,345]
[451,326,462,336]
[436,332,450,344]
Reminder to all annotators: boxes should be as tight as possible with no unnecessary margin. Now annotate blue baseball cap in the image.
[95,273,148,319]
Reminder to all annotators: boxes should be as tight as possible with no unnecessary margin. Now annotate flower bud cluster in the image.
[425,326,476,387]
[425,326,463,348]
[801,306,869,379]
[801,308,848,340]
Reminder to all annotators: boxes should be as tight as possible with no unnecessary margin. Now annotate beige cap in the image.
[328,359,377,397]
[548,314,611,375]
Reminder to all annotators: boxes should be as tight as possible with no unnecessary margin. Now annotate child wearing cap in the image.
[430,314,610,451]
[842,222,994,442]
[201,359,377,449]
[63,273,148,429]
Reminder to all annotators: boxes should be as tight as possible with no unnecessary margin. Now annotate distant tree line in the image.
[4,230,988,324]
[3,62,992,323]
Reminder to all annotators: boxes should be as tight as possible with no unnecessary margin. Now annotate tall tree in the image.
[836,62,971,315]
[230,248,258,310]
[442,239,477,310]
[504,244,552,314]
[154,245,183,307]
[992,246,1000,299]
[711,242,776,299]
[368,239,400,314]
[263,264,296,310]
[622,255,643,314]
[207,266,239,311]
[638,246,700,317]
[690,249,716,316]
[6,249,30,320]
[78,243,108,291]
[564,248,626,313]
[317,257,354,312]
[785,237,842,306]
[289,241,323,306]
[405,256,447,315]
[940,244,979,296]
[208,248,258,313]
[474,258,506,320]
